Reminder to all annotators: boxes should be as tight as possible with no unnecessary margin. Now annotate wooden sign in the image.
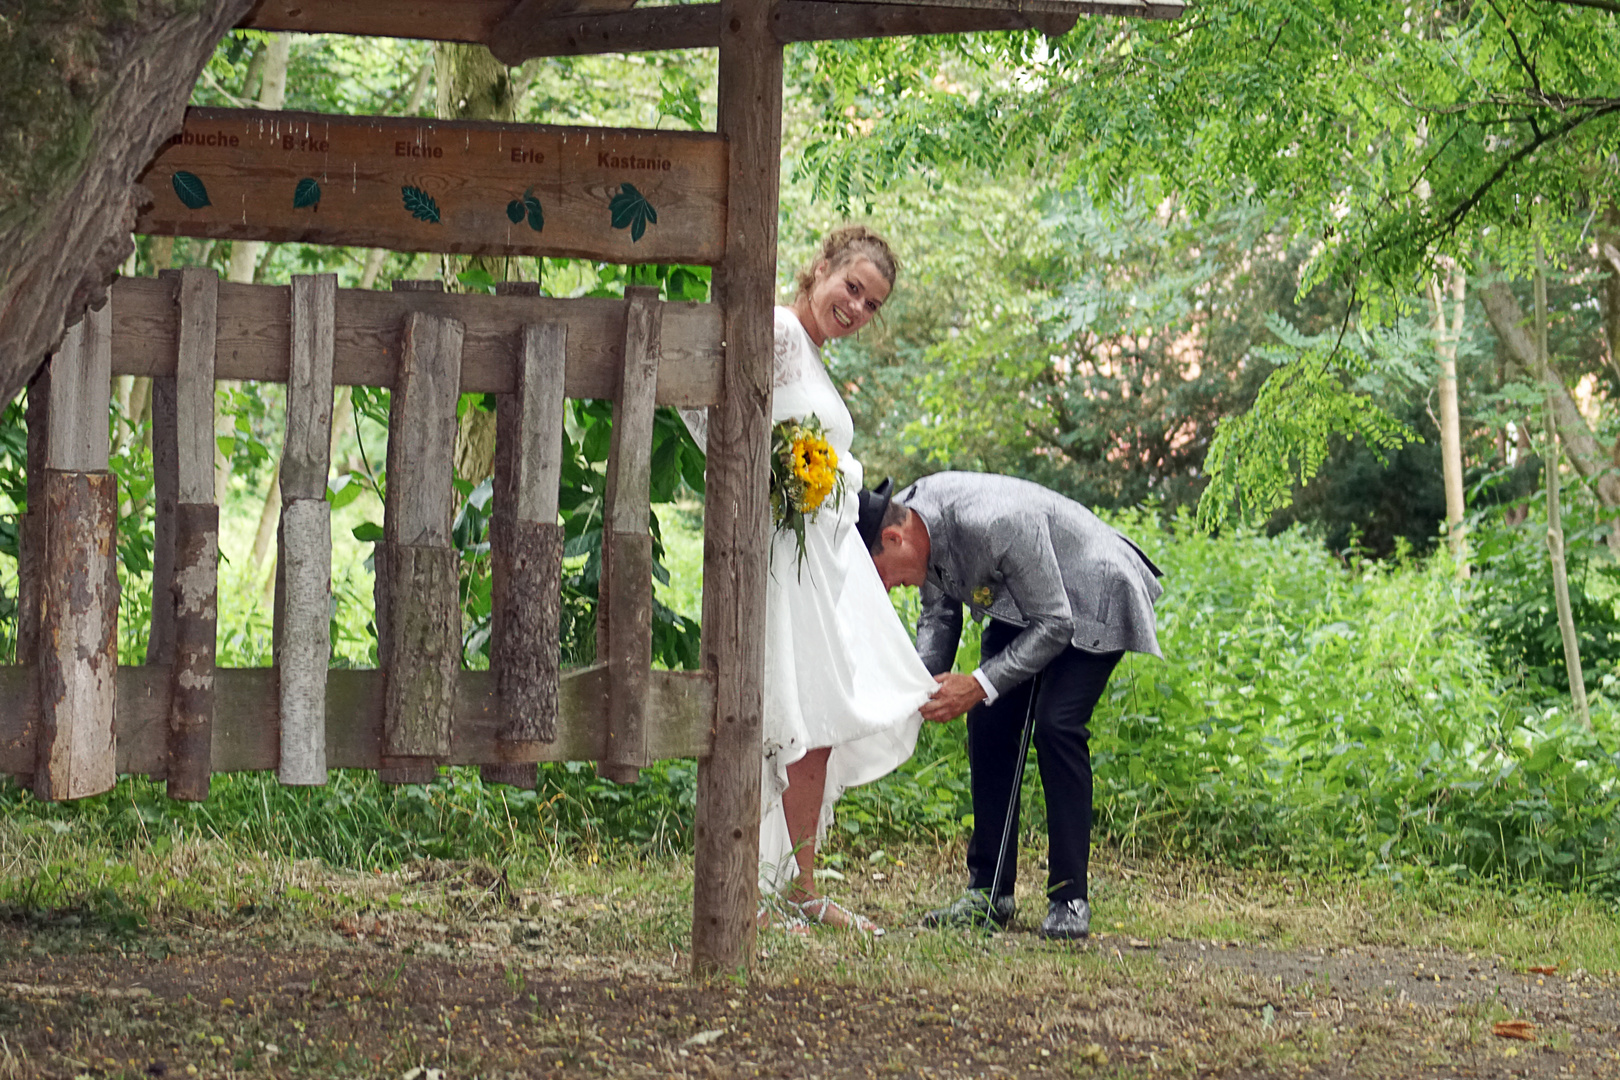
[136,107,728,265]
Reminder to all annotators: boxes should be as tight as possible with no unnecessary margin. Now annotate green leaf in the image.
[352,521,384,543]
[402,186,440,223]
[326,474,365,510]
[293,177,321,209]
[609,183,657,242]
[172,171,211,210]
[506,199,525,224]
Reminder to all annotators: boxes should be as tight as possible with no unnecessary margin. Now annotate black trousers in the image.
[966,619,1122,903]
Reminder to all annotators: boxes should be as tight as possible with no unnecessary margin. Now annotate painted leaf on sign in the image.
[293,177,322,210]
[523,188,544,233]
[402,186,441,224]
[506,199,525,224]
[172,171,211,210]
[609,183,657,242]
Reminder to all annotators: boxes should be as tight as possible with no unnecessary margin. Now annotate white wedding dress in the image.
[683,307,936,893]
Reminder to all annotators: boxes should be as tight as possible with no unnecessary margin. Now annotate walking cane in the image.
[985,672,1041,927]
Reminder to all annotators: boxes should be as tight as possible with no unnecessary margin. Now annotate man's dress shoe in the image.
[1039,898,1091,939]
[922,889,1015,930]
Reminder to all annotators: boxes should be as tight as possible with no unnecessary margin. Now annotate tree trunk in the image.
[1430,268,1468,574]
[224,34,291,285]
[1479,279,1620,559]
[1535,247,1592,731]
[0,1,256,407]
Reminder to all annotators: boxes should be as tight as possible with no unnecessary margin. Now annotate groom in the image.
[858,473,1163,938]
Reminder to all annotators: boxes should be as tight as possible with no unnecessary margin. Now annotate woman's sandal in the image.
[757,896,810,933]
[798,896,884,936]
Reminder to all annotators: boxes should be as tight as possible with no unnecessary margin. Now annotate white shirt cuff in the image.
[972,668,1000,706]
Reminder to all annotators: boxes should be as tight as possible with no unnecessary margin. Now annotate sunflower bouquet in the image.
[770,414,843,572]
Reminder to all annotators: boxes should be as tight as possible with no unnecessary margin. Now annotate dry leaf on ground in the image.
[1492,1020,1535,1041]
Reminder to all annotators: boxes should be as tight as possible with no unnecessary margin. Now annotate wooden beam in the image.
[794,0,1182,17]
[691,0,779,980]
[240,0,517,40]
[243,0,1176,55]
[136,107,727,266]
[487,4,720,63]
[773,0,1086,41]
[107,276,723,406]
[0,665,715,774]
[491,0,1180,60]
[277,274,338,787]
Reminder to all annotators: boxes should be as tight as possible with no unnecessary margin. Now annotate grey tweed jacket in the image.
[900,472,1164,694]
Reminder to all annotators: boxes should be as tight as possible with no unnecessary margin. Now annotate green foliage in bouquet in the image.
[770,414,843,572]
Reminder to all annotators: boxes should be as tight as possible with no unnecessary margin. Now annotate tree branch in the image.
[1436,102,1620,242]
[1540,0,1620,14]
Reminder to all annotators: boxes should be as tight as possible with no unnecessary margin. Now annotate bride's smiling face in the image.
[793,256,891,347]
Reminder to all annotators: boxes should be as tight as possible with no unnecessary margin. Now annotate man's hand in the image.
[922,673,987,723]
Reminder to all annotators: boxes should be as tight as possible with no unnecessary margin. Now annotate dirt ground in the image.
[2,882,1617,1080]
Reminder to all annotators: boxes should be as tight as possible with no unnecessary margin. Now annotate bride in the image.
[685,225,937,933]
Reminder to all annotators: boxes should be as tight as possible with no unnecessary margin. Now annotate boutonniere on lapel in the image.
[972,586,993,608]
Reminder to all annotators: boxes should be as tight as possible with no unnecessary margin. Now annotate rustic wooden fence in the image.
[0,269,721,798]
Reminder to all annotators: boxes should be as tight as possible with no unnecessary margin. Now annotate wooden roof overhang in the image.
[241,0,1184,58]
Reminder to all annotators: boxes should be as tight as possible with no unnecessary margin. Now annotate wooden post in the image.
[379,299,464,784]
[483,282,567,790]
[692,0,780,976]
[160,268,220,802]
[34,303,119,802]
[598,287,660,785]
[277,274,337,785]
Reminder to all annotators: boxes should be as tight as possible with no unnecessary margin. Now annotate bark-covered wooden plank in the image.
[155,268,220,801]
[166,502,218,801]
[608,288,661,535]
[174,268,218,504]
[493,519,564,752]
[281,274,337,500]
[277,499,332,785]
[45,305,112,473]
[379,309,465,780]
[276,274,338,787]
[0,665,715,774]
[491,320,567,756]
[135,107,727,266]
[107,276,723,406]
[385,311,462,548]
[147,373,178,666]
[693,0,780,977]
[600,531,653,784]
[382,542,461,764]
[34,470,119,801]
[597,288,661,784]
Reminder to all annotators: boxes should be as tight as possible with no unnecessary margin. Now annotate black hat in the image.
[856,477,893,552]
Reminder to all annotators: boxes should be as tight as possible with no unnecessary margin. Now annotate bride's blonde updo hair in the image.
[794,224,901,299]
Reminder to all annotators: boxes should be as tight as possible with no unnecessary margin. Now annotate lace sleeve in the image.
[772,308,819,390]
[680,310,814,452]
